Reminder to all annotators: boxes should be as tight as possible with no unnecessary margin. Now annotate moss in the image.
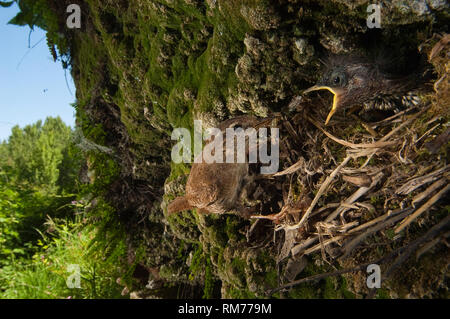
[188,244,204,280]
[370,195,383,206]
[376,288,391,299]
[230,257,247,286]
[225,216,246,243]
[167,210,201,244]
[263,270,278,289]
[322,277,355,299]
[288,283,319,299]
[286,260,355,299]
[202,257,215,299]
[226,287,257,299]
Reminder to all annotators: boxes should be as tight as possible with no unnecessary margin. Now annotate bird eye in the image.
[330,71,346,86]
[333,76,341,85]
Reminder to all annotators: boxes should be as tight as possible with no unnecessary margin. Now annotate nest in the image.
[248,36,450,297]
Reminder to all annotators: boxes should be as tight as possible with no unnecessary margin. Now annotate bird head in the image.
[303,56,373,125]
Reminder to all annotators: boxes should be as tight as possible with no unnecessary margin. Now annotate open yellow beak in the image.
[303,85,342,125]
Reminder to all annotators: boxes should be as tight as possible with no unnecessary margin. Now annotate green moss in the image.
[230,257,247,285]
[184,243,218,299]
[203,257,214,299]
[376,288,391,299]
[263,270,278,289]
[227,287,257,299]
[225,216,246,243]
[385,229,396,240]
[287,261,355,299]
[166,210,200,243]
[188,244,204,280]
[288,282,318,299]
[322,277,347,299]
[370,195,382,206]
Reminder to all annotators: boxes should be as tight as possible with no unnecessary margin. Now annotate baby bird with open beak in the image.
[303,55,432,125]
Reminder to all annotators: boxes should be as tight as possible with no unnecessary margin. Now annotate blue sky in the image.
[0,3,76,142]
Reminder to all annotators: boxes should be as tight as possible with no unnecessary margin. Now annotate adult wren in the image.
[167,115,268,218]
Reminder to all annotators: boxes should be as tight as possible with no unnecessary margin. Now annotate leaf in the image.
[0,1,14,8]
[12,248,25,254]
[8,11,29,26]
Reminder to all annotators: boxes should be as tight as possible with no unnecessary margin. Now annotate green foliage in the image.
[0,215,126,299]
[3,0,70,64]
[0,116,130,299]
[1,122,129,298]
[0,1,13,8]
[0,185,26,264]
[1,117,77,194]
[7,0,46,29]
[0,117,83,266]
[0,185,76,267]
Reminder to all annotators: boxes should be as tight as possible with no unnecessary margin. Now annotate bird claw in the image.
[250,211,286,224]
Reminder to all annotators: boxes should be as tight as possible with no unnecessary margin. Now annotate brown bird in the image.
[167,115,266,218]
[303,55,432,125]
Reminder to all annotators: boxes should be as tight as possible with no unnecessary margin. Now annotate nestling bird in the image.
[167,115,266,218]
[303,54,432,124]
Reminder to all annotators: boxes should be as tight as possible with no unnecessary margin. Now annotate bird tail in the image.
[167,196,192,215]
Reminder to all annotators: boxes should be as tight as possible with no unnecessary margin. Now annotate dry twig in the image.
[394,184,450,233]
[325,172,384,222]
[385,214,450,279]
[307,116,397,149]
[340,208,414,259]
[282,156,352,231]
[412,177,448,207]
[396,165,449,195]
